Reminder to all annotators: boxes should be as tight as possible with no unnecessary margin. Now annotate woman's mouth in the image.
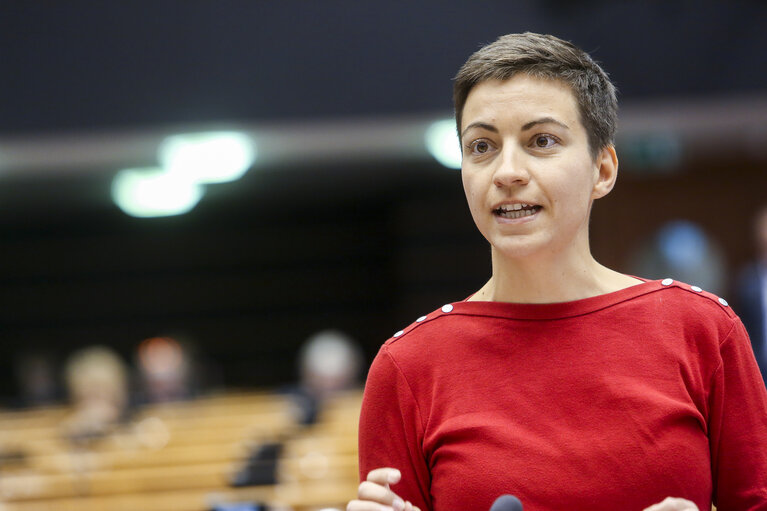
[493,203,542,219]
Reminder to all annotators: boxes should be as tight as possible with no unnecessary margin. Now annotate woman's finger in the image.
[366,467,402,486]
[347,499,395,511]
[403,500,420,511]
[643,497,699,511]
[358,481,405,510]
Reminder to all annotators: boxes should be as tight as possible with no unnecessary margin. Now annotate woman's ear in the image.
[592,145,618,200]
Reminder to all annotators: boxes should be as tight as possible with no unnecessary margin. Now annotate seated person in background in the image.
[291,329,364,425]
[348,32,767,511]
[135,336,196,404]
[232,329,363,487]
[14,351,59,407]
[735,204,767,384]
[61,346,130,444]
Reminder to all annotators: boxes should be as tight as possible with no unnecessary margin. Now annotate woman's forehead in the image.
[462,75,580,127]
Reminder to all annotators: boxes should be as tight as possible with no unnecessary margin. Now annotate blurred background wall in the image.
[1,0,766,400]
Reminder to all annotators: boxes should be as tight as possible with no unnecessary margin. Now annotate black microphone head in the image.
[489,494,523,511]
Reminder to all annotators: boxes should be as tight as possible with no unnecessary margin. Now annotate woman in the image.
[348,33,767,511]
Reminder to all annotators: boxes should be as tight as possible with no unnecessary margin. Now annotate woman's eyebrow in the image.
[521,117,570,132]
[461,122,498,139]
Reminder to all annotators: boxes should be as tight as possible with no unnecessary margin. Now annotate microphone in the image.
[489,495,523,511]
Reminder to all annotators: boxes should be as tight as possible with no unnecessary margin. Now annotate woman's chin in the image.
[489,236,549,261]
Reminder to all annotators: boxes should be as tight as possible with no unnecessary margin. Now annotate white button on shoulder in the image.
[416,315,427,322]
[718,297,729,307]
[661,278,673,286]
[441,304,454,313]
[691,285,703,292]
[393,330,404,337]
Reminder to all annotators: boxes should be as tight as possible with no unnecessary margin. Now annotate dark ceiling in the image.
[2,0,766,136]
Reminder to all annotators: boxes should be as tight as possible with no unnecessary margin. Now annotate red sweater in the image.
[358,279,767,511]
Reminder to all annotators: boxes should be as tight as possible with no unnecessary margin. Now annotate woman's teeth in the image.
[495,204,540,219]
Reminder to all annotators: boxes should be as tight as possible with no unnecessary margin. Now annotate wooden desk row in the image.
[0,390,363,511]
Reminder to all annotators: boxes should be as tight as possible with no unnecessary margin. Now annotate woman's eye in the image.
[469,140,492,154]
[533,135,558,148]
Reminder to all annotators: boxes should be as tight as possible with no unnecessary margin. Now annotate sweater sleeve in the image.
[708,318,767,509]
[358,345,432,511]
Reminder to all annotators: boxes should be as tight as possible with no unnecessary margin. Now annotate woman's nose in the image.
[493,149,530,188]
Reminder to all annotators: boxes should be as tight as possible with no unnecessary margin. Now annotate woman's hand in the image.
[348,473,697,511]
[643,497,699,511]
[347,467,421,511]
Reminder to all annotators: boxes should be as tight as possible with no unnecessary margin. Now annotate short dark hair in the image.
[453,32,618,158]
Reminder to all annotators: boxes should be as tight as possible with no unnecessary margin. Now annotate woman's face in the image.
[460,74,615,261]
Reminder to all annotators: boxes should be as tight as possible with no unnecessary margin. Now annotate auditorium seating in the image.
[0,390,362,511]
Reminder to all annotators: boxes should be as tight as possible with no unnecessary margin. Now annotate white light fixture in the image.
[111,167,204,218]
[158,131,256,184]
[425,119,462,169]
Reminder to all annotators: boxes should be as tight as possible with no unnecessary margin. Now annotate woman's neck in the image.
[470,247,642,304]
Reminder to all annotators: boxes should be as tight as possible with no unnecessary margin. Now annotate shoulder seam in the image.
[717,315,741,349]
[661,282,736,318]
[386,305,453,344]
[380,345,428,434]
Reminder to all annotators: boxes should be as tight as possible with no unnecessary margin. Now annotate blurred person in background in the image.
[61,346,130,444]
[231,329,363,487]
[735,204,767,384]
[348,33,767,511]
[134,336,197,404]
[293,329,364,425]
[13,351,60,407]
[629,220,727,297]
